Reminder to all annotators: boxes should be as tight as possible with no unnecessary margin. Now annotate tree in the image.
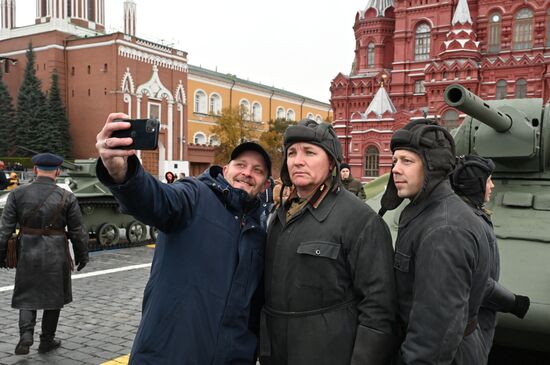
[15,43,49,152]
[0,69,15,155]
[211,105,262,164]
[47,70,72,157]
[259,118,296,177]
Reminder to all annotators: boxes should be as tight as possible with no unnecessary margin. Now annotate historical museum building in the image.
[0,0,331,177]
[187,65,332,175]
[331,0,550,180]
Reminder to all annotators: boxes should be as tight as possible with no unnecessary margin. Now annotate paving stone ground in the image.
[0,246,154,365]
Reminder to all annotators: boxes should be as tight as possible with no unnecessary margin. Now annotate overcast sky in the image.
[15,1,367,103]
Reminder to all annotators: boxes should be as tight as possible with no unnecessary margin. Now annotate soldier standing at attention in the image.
[0,153,89,355]
[340,162,366,200]
[380,120,490,364]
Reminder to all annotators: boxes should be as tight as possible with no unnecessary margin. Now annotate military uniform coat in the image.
[0,176,89,310]
[393,181,490,365]
[341,177,366,200]
[261,187,397,365]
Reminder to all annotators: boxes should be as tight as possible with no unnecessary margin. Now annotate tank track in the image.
[77,198,153,252]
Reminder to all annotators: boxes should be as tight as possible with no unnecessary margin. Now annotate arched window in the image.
[87,0,95,21]
[516,79,527,98]
[67,0,71,17]
[414,23,431,61]
[315,115,323,123]
[488,12,502,53]
[209,135,221,146]
[364,146,379,177]
[209,93,221,114]
[240,99,250,120]
[441,109,460,131]
[496,80,507,100]
[513,8,534,50]
[252,102,262,122]
[367,43,375,67]
[193,132,206,145]
[276,107,285,120]
[307,113,314,120]
[286,109,295,121]
[194,90,207,114]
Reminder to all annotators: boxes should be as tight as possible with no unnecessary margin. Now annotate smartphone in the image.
[111,119,160,150]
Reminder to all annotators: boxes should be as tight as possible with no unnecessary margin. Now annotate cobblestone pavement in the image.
[0,245,154,365]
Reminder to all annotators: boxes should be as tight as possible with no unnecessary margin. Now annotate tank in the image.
[60,159,157,250]
[366,84,550,353]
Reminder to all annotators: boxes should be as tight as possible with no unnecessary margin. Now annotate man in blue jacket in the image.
[95,113,271,364]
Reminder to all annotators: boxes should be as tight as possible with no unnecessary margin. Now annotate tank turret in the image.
[444,84,545,174]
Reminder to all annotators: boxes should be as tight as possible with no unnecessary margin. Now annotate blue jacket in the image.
[97,157,266,364]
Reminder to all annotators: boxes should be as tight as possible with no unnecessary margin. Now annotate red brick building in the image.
[0,0,189,178]
[331,0,550,180]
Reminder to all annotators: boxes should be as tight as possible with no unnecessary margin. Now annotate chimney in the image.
[124,0,136,36]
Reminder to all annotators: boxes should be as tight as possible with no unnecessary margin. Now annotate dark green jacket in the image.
[342,176,366,200]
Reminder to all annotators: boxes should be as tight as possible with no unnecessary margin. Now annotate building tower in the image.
[0,0,15,30]
[124,0,136,36]
[35,0,105,30]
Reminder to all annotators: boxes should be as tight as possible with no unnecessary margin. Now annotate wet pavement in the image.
[0,245,154,365]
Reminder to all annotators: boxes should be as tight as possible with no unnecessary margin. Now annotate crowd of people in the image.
[0,114,530,364]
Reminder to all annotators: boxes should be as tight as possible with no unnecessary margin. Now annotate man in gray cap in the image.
[260,119,397,365]
[0,152,89,355]
[95,113,271,364]
[380,120,490,364]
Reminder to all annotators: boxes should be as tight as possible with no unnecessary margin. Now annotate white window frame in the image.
[193,132,207,145]
[194,89,207,114]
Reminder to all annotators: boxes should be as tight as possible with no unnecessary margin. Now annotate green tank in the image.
[60,159,156,250]
[366,84,550,352]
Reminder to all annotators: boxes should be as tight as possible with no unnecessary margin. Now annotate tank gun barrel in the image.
[444,84,512,133]
[16,146,80,170]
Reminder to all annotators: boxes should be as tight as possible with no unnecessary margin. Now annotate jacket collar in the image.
[198,166,261,216]
[34,176,56,184]
[399,179,455,228]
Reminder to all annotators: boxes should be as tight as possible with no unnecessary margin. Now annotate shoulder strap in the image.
[22,184,58,227]
[47,189,69,229]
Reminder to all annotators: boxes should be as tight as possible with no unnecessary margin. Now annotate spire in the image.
[0,0,15,29]
[365,84,396,118]
[361,0,394,18]
[452,0,472,25]
[124,0,136,36]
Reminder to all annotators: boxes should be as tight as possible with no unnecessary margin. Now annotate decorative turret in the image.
[124,0,136,36]
[440,0,480,60]
[360,0,394,18]
[0,0,15,29]
[365,79,396,119]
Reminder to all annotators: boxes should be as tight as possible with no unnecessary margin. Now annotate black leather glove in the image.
[511,295,530,319]
[76,260,87,272]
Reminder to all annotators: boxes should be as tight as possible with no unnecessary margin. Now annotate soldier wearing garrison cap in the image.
[261,119,398,365]
[381,120,491,364]
[0,152,89,355]
[451,155,530,358]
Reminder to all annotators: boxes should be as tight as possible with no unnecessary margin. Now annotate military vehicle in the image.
[60,159,156,250]
[366,84,550,353]
[0,153,156,250]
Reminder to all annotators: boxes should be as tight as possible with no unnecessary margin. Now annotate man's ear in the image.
[222,164,229,177]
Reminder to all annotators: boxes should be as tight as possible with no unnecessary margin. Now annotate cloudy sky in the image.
[15,0,369,103]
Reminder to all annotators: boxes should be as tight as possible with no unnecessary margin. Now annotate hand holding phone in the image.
[111,119,160,150]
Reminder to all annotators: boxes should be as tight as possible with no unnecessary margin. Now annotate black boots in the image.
[15,309,62,355]
[37,309,61,354]
[15,310,36,355]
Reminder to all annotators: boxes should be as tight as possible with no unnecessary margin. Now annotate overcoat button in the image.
[315,249,321,255]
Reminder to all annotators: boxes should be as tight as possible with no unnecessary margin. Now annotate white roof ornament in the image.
[363,0,395,18]
[365,84,397,118]
[452,0,473,25]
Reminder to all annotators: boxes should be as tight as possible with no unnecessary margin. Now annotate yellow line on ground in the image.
[100,354,129,364]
